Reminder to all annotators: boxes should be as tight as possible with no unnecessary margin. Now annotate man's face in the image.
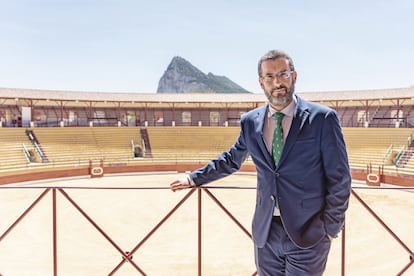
[259,58,297,111]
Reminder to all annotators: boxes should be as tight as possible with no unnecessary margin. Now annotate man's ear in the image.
[292,71,298,82]
[259,78,265,90]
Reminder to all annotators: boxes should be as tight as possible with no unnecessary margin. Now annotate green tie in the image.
[273,112,284,213]
[272,112,285,166]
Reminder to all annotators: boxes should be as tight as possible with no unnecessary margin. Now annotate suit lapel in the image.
[254,105,276,168]
[279,97,309,166]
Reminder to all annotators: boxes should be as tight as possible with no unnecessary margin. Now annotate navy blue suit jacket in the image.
[189,96,351,249]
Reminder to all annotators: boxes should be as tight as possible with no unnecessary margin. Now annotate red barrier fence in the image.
[0,183,413,275]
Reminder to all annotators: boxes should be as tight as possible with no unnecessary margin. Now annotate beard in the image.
[266,83,295,109]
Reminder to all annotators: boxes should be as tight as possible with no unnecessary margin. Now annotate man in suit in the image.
[170,49,351,275]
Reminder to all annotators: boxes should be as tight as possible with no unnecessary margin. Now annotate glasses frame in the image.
[261,71,294,83]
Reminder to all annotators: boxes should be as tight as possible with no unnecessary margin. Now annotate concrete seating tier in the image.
[1,126,414,176]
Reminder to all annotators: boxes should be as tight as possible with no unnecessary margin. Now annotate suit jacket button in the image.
[275,173,280,177]
[270,195,275,201]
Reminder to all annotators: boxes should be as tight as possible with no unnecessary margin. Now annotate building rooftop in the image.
[1,86,414,103]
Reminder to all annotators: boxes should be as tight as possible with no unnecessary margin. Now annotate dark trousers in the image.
[254,216,331,276]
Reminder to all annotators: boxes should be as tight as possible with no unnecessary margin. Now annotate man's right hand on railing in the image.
[170,177,193,192]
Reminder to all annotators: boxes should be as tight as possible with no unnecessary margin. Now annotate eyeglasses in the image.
[261,71,293,82]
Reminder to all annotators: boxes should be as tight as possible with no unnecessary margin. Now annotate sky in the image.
[0,0,413,94]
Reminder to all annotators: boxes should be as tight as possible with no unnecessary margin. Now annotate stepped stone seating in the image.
[1,126,414,177]
[0,128,33,171]
[32,127,141,166]
[342,128,413,171]
[399,159,414,174]
[89,127,142,160]
[145,126,240,160]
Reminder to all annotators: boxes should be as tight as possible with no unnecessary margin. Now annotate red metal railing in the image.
[0,185,413,275]
[350,188,414,276]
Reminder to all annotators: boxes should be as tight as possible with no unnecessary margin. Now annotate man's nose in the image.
[270,77,283,87]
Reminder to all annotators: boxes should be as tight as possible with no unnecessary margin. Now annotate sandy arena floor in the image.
[0,173,413,275]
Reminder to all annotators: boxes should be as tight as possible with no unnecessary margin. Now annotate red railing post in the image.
[52,188,57,276]
[352,188,414,275]
[198,187,202,276]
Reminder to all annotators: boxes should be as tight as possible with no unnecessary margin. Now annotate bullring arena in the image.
[0,87,413,275]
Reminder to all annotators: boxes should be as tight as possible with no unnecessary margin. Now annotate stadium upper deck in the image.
[1,86,414,128]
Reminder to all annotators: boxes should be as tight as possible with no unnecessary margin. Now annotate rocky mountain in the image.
[157,56,251,93]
